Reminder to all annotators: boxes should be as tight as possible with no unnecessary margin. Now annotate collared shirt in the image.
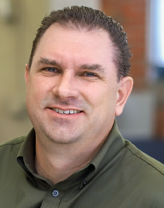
[1,123,164,207]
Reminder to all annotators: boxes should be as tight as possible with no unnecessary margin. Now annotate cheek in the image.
[93,85,118,116]
[83,84,115,109]
[26,78,50,105]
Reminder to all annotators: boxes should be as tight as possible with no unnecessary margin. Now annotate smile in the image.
[51,108,81,115]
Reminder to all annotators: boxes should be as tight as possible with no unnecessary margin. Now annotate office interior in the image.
[0,0,164,160]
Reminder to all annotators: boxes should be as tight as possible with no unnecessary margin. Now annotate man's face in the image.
[25,24,130,146]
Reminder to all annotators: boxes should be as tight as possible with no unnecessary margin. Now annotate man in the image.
[0,6,164,208]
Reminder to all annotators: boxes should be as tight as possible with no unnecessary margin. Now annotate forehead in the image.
[32,24,117,75]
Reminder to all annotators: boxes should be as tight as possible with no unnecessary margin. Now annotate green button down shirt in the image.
[1,123,164,208]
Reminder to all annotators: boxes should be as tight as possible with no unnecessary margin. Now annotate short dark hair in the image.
[28,6,131,80]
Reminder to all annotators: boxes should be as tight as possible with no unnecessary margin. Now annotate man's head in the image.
[25,6,133,148]
[28,6,131,80]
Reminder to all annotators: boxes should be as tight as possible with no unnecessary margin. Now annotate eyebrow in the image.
[79,64,105,73]
[38,57,61,67]
[38,57,105,73]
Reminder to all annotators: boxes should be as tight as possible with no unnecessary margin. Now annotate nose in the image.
[53,70,78,99]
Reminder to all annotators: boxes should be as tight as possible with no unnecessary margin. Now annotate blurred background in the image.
[0,0,164,145]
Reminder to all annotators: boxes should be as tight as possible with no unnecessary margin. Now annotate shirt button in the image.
[52,190,59,197]
[83,181,87,186]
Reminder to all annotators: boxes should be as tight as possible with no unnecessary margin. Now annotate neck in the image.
[35,135,106,184]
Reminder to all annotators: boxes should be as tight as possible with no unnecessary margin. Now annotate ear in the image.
[25,64,30,87]
[115,76,133,116]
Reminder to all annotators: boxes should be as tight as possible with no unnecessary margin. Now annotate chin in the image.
[45,130,80,145]
[49,136,78,145]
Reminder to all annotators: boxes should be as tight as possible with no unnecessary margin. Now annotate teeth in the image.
[70,110,74,114]
[64,110,69,114]
[52,108,80,115]
[59,109,64,114]
[55,108,59,113]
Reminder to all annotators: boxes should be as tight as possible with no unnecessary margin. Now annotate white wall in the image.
[49,0,101,11]
[116,91,156,141]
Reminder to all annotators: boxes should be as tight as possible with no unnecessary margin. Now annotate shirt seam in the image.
[0,138,24,148]
[126,146,164,176]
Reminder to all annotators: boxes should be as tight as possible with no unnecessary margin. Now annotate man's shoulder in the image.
[125,140,164,176]
[0,136,25,156]
[111,140,164,207]
[0,136,25,147]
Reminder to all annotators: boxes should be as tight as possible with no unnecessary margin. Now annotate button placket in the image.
[40,189,61,207]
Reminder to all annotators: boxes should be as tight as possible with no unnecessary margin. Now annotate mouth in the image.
[49,107,82,115]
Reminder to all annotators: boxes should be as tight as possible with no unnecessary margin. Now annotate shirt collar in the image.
[17,121,125,188]
[17,129,54,188]
[78,121,125,189]
[17,129,36,172]
[91,121,125,170]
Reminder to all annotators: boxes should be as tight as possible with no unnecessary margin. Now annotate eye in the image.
[41,67,62,76]
[44,67,58,72]
[83,72,98,77]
